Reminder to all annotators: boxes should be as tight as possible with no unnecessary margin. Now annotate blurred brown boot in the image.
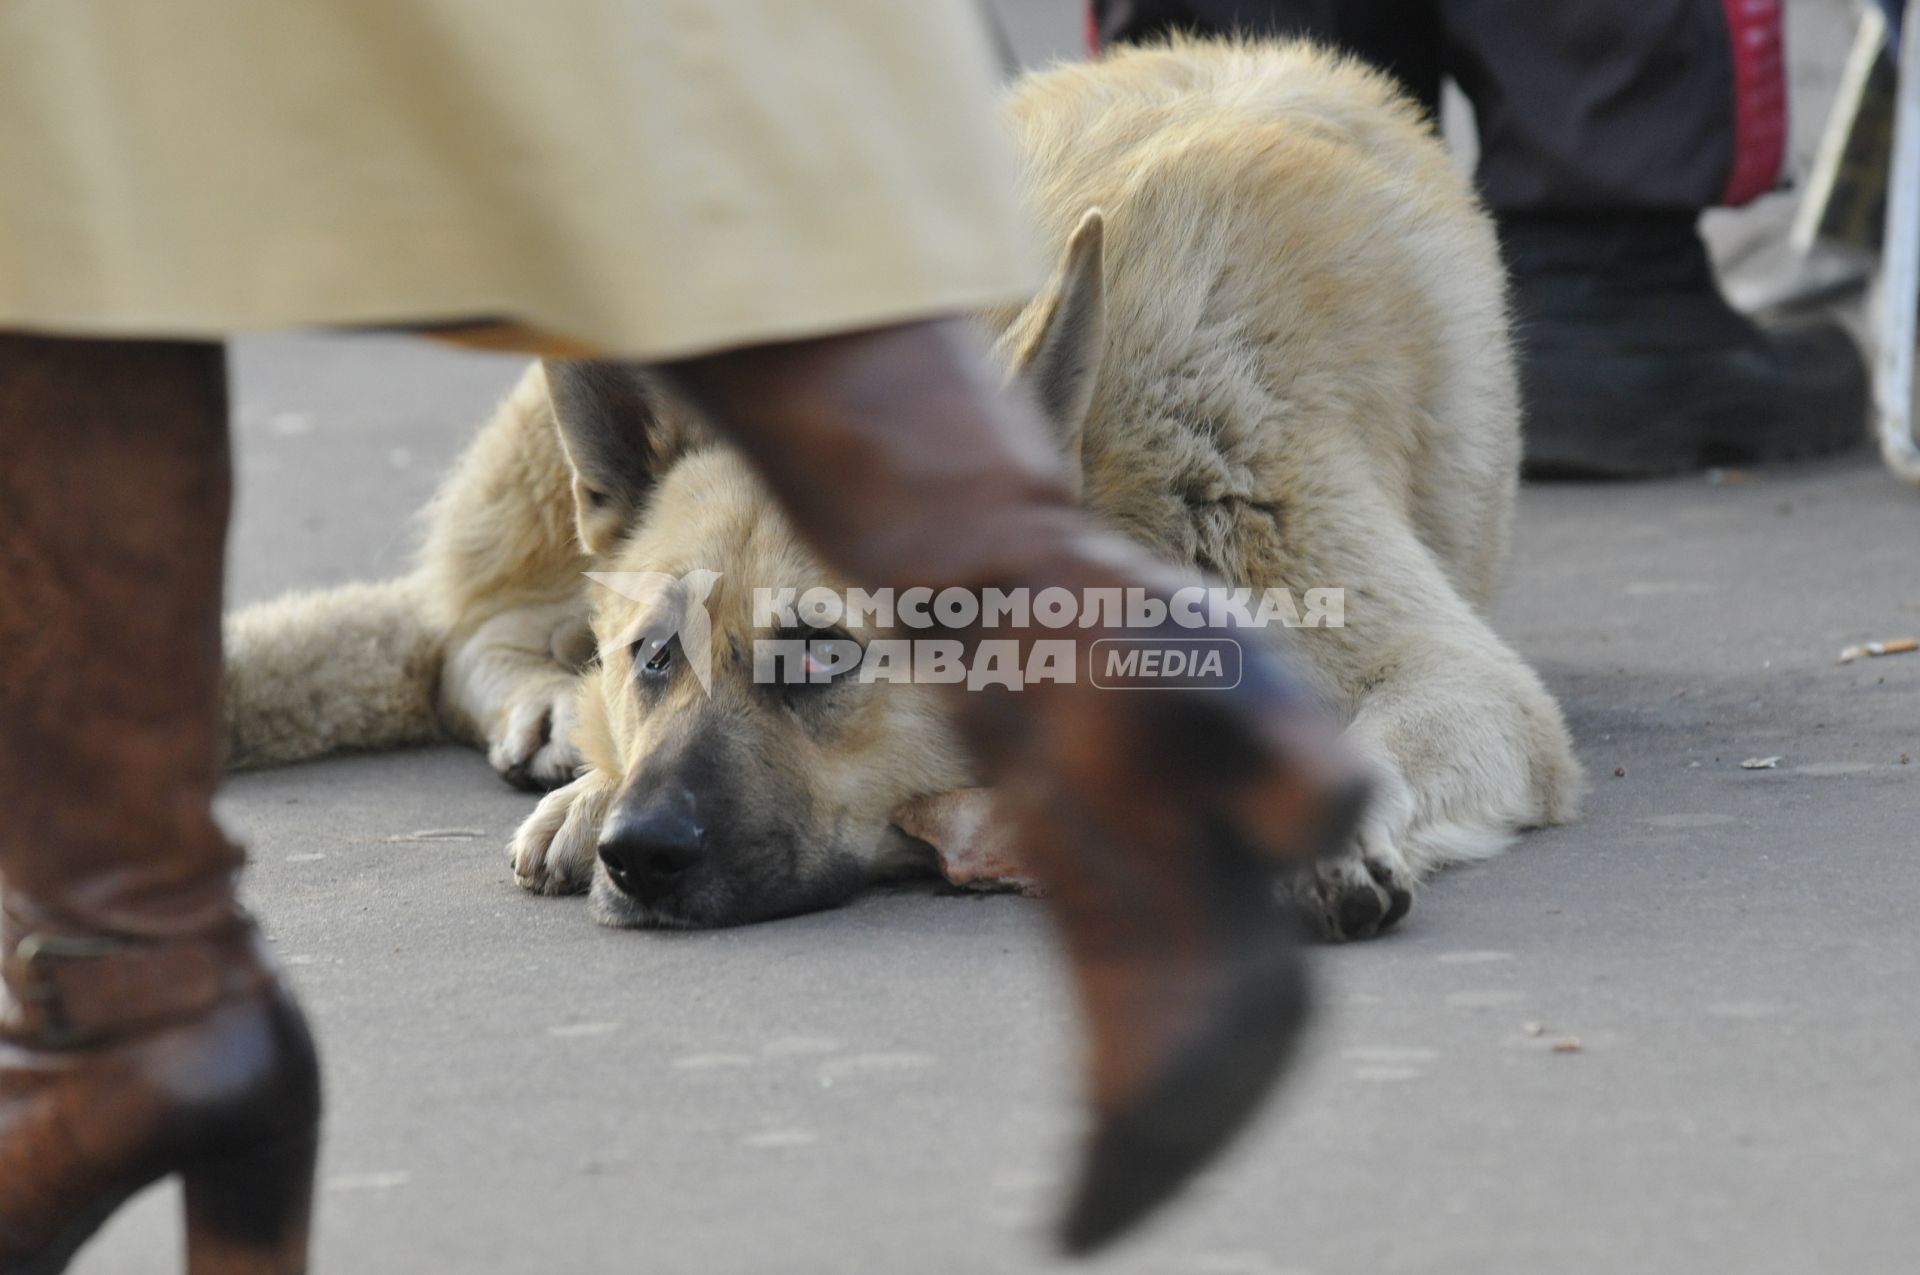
[663,320,1368,1253]
[957,571,1366,1252]
[0,335,321,1275]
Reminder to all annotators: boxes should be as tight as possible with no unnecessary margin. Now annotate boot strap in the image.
[3,926,258,1048]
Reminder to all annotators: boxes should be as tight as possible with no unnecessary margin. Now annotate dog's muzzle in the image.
[597,789,706,906]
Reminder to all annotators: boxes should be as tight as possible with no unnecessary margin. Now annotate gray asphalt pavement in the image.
[75,3,1920,1272]
[78,341,1920,1275]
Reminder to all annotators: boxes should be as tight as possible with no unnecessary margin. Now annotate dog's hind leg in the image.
[1278,523,1584,941]
[227,363,598,780]
[438,598,594,790]
[1298,638,1581,940]
[417,364,598,789]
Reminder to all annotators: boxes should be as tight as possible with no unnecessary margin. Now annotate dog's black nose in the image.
[598,795,706,900]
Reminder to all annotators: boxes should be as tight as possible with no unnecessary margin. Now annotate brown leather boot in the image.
[661,320,1369,1253]
[954,561,1366,1253]
[0,335,321,1274]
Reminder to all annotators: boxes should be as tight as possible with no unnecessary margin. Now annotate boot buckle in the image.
[11,933,147,1048]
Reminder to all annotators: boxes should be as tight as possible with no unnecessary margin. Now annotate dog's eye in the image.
[634,638,673,681]
[801,638,836,681]
[775,627,860,691]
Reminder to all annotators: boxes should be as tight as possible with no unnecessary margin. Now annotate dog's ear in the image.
[542,360,665,557]
[889,788,1039,894]
[1004,209,1107,498]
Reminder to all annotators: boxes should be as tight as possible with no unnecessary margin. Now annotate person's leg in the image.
[658,319,1368,1252]
[1097,0,1868,476]
[1445,0,1775,211]
[0,334,319,1273]
[1439,0,1868,475]
[1095,0,1779,209]
[1090,0,1443,115]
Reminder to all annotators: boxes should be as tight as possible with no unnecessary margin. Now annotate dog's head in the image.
[547,212,1108,928]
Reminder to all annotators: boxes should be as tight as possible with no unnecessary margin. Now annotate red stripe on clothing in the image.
[1719,0,1787,206]
[1087,5,1101,54]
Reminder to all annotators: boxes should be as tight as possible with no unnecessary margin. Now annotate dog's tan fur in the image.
[224,39,1582,936]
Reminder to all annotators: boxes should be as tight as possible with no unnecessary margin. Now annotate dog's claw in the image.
[487,681,583,793]
[509,773,612,895]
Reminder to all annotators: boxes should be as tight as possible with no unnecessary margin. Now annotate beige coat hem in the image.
[0,1,1043,361]
[0,277,1038,363]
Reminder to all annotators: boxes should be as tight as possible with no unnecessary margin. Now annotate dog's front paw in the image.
[1284,847,1414,942]
[488,674,583,792]
[509,773,614,895]
[1281,765,1417,941]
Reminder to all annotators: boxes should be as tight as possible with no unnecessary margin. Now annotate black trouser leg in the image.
[1090,1,1859,483]
[1091,0,1784,212]
[1440,0,1778,213]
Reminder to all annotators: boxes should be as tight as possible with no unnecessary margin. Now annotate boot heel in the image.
[181,1127,319,1275]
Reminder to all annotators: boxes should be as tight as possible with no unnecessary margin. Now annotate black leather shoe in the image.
[1502,212,1869,479]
